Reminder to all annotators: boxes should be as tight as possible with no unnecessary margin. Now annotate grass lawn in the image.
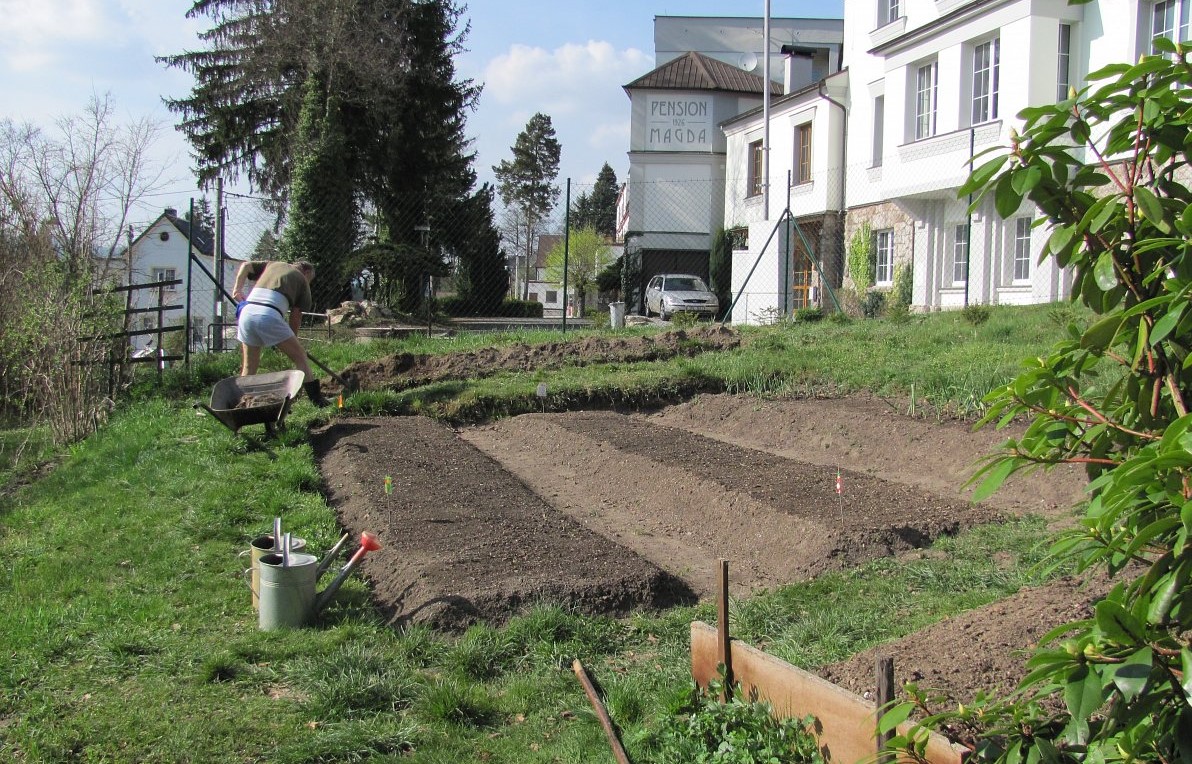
[0,304,1086,762]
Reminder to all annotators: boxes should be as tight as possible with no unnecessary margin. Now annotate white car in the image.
[644,274,719,320]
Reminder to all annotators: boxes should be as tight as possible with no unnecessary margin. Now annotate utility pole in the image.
[214,176,225,351]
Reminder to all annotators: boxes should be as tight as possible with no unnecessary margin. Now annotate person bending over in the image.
[232,259,329,407]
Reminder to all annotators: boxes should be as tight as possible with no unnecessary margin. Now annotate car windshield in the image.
[663,276,707,291]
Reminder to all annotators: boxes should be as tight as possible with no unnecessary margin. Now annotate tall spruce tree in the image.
[590,163,619,240]
[280,71,357,310]
[493,113,561,300]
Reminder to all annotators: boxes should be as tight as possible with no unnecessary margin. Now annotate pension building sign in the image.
[645,95,713,151]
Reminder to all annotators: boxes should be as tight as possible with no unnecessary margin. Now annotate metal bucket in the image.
[256,552,319,630]
[248,535,306,610]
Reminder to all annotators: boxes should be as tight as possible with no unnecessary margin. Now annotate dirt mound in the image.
[464,411,1000,596]
[312,417,695,630]
[333,325,743,393]
[816,573,1110,707]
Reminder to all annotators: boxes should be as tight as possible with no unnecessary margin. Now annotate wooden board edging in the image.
[691,621,965,764]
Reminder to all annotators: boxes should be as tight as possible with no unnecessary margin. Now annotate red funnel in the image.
[359,531,382,553]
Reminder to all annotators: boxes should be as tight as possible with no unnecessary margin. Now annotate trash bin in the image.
[608,301,626,329]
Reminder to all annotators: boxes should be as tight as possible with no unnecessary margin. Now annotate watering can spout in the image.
[312,531,381,616]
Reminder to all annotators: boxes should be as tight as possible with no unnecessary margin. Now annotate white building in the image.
[621,16,845,315]
[723,0,1163,322]
[126,207,239,351]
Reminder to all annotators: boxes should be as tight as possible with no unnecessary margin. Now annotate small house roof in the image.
[129,207,237,260]
[624,51,782,95]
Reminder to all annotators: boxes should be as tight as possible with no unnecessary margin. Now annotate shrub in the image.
[960,303,991,325]
[860,291,885,319]
[651,679,824,764]
[846,222,874,294]
[893,262,913,308]
[793,307,823,323]
[669,310,700,328]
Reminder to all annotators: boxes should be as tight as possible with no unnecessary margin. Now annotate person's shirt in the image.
[244,261,313,313]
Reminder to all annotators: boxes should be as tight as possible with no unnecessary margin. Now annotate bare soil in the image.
[310,331,1098,707]
[328,324,744,394]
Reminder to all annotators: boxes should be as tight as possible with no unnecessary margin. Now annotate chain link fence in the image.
[130,150,1065,351]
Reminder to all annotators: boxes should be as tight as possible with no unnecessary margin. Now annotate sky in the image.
[0,0,842,230]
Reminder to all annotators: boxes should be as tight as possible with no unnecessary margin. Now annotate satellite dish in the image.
[738,52,759,72]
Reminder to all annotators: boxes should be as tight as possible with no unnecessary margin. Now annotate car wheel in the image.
[659,306,669,321]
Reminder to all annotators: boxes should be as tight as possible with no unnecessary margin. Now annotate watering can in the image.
[252,530,382,630]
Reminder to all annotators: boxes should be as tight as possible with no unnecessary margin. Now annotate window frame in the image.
[150,267,178,291]
[915,60,938,140]
[1057,23,1073,101]
[1013,216,1033,282]
[874,229,895,285]
[747,139,764,197]
[952,224,970,285]
[795,123,813,184]
[872,95,885,166]
[971,37,1001,125]
[1151,0,1192,52]
[878,0,900,27]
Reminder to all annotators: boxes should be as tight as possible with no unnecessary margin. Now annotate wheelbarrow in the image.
[194,370,306,437]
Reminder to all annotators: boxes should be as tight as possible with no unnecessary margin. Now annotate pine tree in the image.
[280,71,358,310]
[590,163,619,240]
[493,113,561,299]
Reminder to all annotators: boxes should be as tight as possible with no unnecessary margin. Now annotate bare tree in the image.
[0,95,167,445]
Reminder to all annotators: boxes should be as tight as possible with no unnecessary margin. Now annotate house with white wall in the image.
[718,0,1169,322]
[620,16,845,315]
[126,207,239,351]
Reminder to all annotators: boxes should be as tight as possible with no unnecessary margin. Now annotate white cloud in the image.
[479,40,652,184]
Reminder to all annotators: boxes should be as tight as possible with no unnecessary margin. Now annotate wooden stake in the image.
[876,656,895,763]
[572,659,631,764]
[718,559,733,701]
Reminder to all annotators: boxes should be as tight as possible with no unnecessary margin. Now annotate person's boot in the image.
[303,379,330,408]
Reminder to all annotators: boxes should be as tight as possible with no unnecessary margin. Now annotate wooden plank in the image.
[691,622,965,764]
[877,657,895,762]
[717,559,732,700]
[94,278,183,294]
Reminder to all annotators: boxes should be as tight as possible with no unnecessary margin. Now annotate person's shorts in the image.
[236,290,294,347]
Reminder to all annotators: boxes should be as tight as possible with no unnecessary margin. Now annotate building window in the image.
[875,229,894,285]
[545,290,558,303]
[952,224,969,284]
[796,124,812,184]
[151,267,177,290]
[1152,0,1192,52]
[1057,23,1072,100]
[915,61,938,139]
[748,139,764,197]
[529,292,540,303]
[1013,217,1033,281]
[878,0,899,26]
[872,95,885,166]
[972,37,1001,125]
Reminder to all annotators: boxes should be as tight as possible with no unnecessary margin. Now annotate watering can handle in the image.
[243,567,259,600]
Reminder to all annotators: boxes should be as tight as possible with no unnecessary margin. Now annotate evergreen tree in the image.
[449,184,508,314]
[252,230,280,261]
[709,227,733,319]
[280,71,358,310]
[590,163,619,240]
[570,190,595,230]
[184,196,216,238]
[494,113,561,299]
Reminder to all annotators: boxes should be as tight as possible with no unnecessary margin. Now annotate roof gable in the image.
[625,51,781,95]
[128,209,216,257]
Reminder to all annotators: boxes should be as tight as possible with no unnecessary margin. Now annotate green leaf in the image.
[959,155,1008,196]
[1094,599,1144,643]
[995,173,1023,219]
[1081,314,1125,351]
[1048,225,1075,255]
[970,458,1016,502]
[1094,252,1118,291]
[1182,648,1192,701]
[1012,166,1044,195]
[1151,302,1185,344]
[1110,647,1152,702]
[1134,186,1170,232]
[877,702,915,734]
[1063,665,1104,743]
